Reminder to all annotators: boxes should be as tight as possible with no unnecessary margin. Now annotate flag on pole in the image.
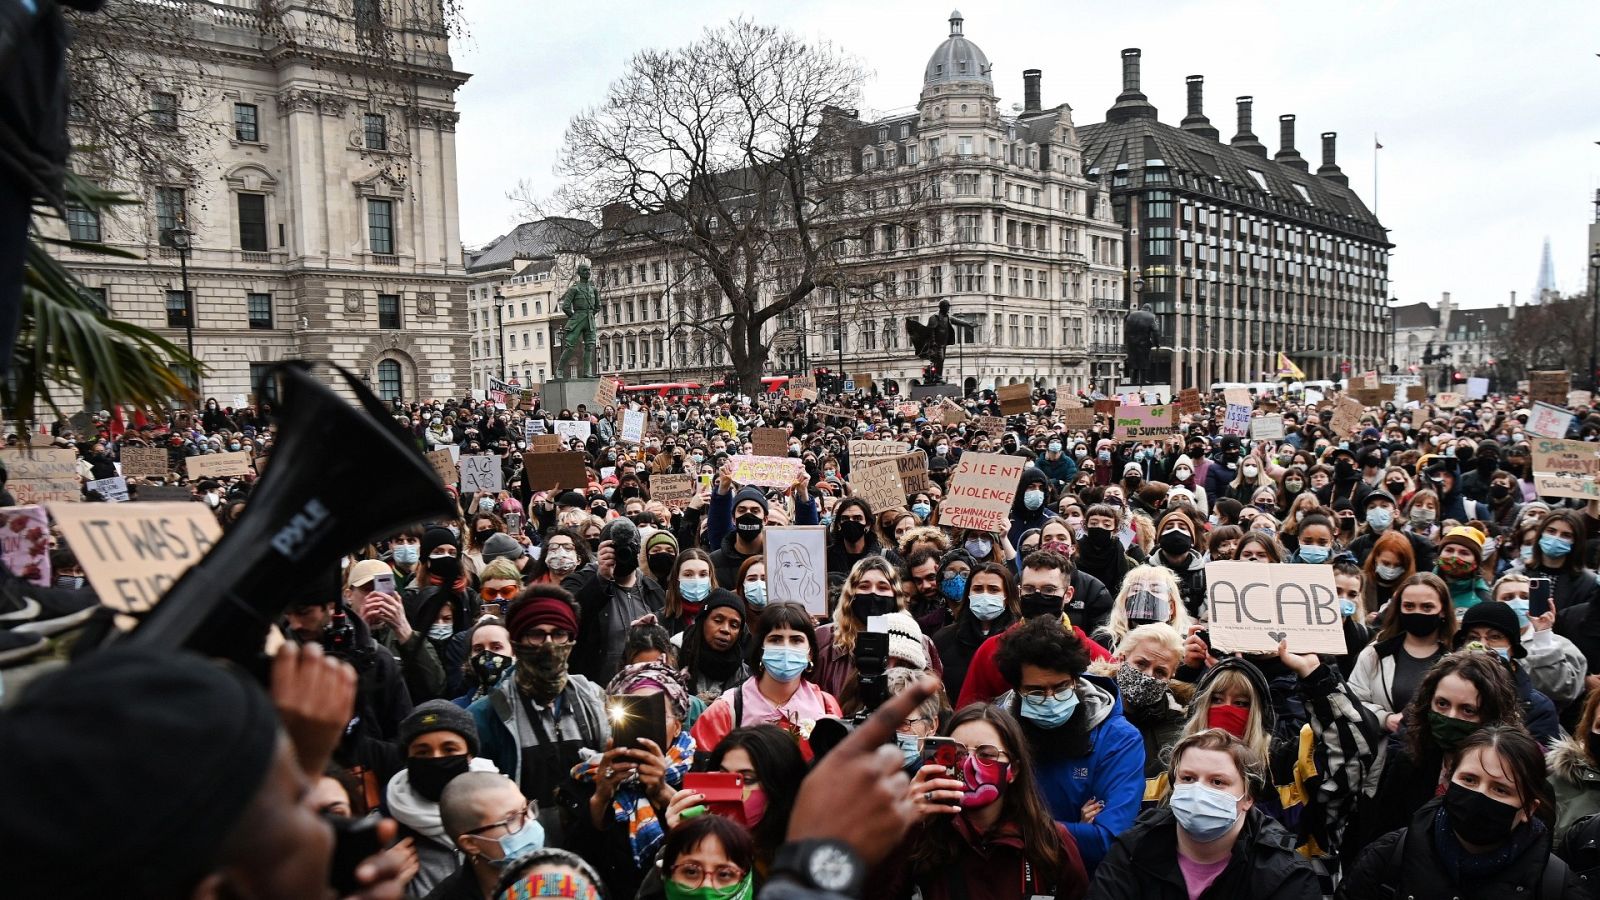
[1275,352,1306,380]
[1375,135,1383,150]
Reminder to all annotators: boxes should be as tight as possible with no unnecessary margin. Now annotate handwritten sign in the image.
[87,475,130,503]
[0,448,80,504]
[1223,388,1251,407]
[425,449,457,486]
[135,484,193,502]
[522,451,589,492]
[528,434,561,452]
[851,457,907,512]
[185,451,252,480]
[1058,403,1095,429]
[1204,561,1344,654]
[1250,415,1285,442]
[651,473,697,509]
[766,525,829,616]
[1221,404,1251,437]
[593,376,620,409]
[1177,388,1202,416]
[552,420,592,442]
[787,376,817,401]
[849,439,908,459]
[752,427,790,458]
[940,399,968,426]
[1094,399,1120,417]
[1330,396,1365,436]
[939,452,1024,534]
[1406,385,1428,403]
[1570,391,1594,409]
[120,447,170,479]
[620,409,646,444]
[1113,404,1176,441]
[896,451,930,494]
[969,415,1006,436]
[1531,438,1600,500]
[1529,371,1569,406]
[49,501,222,629]
[1435,392,1463,409]
[996,383,1032,415]
[458,454,503,494]
[896,402,921,419]
[813,405,855,422]
[0,505,52,585]
[728,455,806,489]
[1527,401,1574,439]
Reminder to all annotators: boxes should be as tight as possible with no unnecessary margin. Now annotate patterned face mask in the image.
[1115,662,1168,710]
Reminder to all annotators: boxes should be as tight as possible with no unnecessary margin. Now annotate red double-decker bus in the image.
[618,382,703,400]
[707,376,791,395]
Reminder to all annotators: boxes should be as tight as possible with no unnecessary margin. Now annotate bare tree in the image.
[1495,293,1594,382]
[550,19,870,395]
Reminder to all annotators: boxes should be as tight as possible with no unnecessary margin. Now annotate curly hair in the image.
[995,615,1089,688]
[1402,650,1520,763]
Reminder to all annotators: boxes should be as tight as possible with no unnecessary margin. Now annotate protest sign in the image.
[938,452,1023,534]
[185,451,252,480]
[526,417,548,437]
[1406,385,1428,403]
[1223,388,1251,407]
[1093,399,1119,416]
[896,402,921,419]
[528,434,561,452]
[1529,371,1569,406]
[1221,404,1251,437]
[0,448,80,504]
[1058,403,1095,429]
[651,474,698,509]
[1204,561,1345,654]
[940,399,967,426]
[851,457,907,512]
[1531,438,1600,501]
[49,501,222,629]
[969,415,1007,435]
[851,373,874,393]
[1435,392,1463,409]
[0,505,52,585]
[813,405,855,421]
[135,484,194,502]
[1466,377,1490,400]
[619,409,646,444]
[896,451,930,494]
[87,475,130,502]
[787,376,816,400]
[120,447,170,479]
[1250,415,1285,442]
[1570,391,1594,409]
[1527,401,1574,439]
[593,376,620,409]
[729,455,806,489]
[1113,404,1177,441]
[1177,388,1202,416]
[424,449,456,486]
[752,427,790,458]
[1330,396,1365,436]
[765,526,829,616]
[996,383,1032,414]
[521,451,589,492]
[458,454,503,494]
[849,439,907,459]
[552,420,592,442]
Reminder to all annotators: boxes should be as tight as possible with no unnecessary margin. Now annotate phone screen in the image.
[609,692,668,753]
[1529,578,1554,618]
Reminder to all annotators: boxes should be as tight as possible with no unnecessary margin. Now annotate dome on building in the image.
[923,10,991,86]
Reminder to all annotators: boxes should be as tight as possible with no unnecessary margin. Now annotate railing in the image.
[373,254,399,266]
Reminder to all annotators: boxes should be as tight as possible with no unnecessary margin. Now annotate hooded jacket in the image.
[1006,468,1057,550]
[1087,806,1319,900]
[1549,736,1600,833]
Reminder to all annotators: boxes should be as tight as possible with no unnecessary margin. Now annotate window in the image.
[237,194,268,252]
[247,292,273,329]
[249,363,280,404]
[150,92,177,130]
[166,290,191,328]
[367,199,394,254]
[234,103,259,142]
[155,187,186,246]
[956,214,980,242]
[364,114,388,151]
[376,359,402,402]
[1245,169,1269,192]
[906,144,918,165]
[930,265,943,294]
[65,203,100,242]
[958,136,973,155]
[378,293,401,329]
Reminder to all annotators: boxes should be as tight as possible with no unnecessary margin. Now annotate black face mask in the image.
[1490,484,1511,501]
[406,754,472,803]
[647,553,676,579]
[1399,611,1440,638]
[429,554,462,582]
[473,529,497,546]
[1019,591,1064,619]
[736,513,764,535]
[1081,526,1115,548]
[850,591,898,623]
[1158,529,1193,558]
[587,538,602,552]
[838,520,868,542]
[1386,480,1406,495]
[1444,782,1523,846]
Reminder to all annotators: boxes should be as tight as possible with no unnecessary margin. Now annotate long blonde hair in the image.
[1180,667,1272,768]
[1104,565,1191,649]
[830,555,905,654]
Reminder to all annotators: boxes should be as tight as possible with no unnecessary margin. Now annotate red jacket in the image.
[955,620,1111,709]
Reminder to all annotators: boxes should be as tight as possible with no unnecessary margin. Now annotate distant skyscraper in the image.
[1537,236,1558,302]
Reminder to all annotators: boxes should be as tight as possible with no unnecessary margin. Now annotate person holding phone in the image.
[349,557,447,705]
[669,724,810,875]
[1489,573,1585,710]
[1525,509,1600,613]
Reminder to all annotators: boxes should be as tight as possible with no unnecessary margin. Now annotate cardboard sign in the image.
[458,454,503,494]
[185,451,252,480]
[851,456,907,512]
[938,452,1024,534]
[896,402,921,419]
[728,455,805,489]
[49,501,222,628]
[1223,388,1251,407]
[765,525,829,616]
[1353,384,1387,407]
[1113,404,1176,441]
[1406,385,1429,403]
[522,451,589,492]
[850,439,907,459]
[1527,401,1574,439]
[969,415,1007,436]
[620,409,646,444]
[1058,403,1094,429]
[940,399,968,426]
[1221,404,1251,437]
[1177,387,1202,416]
[1094,399,1120,416]
[1529,371,1569,406]
[812,405,854,421]
[425,449,456,486]
[87,475,130,502]
[528,434,562,452]
[996,383,1032,415]
[552,420,592,442]
[0,505,52,585]
[787,376,817,400]
[1250,415,1285,442]
[651,473,698,509]
[135,484,193,502]
[752,427,790,458]
[1570,391,1594,409]
[851,373,874,393]
[1435,392,1463,409]
[1330,396,1365,436]
[1204,561,1345,654]
[0,448,80,504]
[120,447,170,479]
[593,377,620,409]
[896,451,930,494]
[1531,438,1600,501]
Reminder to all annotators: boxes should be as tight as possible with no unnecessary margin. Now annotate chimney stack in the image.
[1106,48,1157,123]
[1180,75,1219,140]
[1275,114,1309,170]
[1230,96,1267,158]
[1316,131,1348,185]
[1023,69,1041,113]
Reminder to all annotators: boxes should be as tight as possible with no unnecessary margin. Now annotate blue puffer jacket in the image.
[1001,673,1146,872]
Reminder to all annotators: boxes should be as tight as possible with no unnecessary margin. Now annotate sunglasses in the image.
[481,584,520,600]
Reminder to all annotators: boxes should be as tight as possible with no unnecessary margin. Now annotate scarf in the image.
[1430,803,1543,884]
[571,728,695,865]
[385,757,500,843]
[516,642,573,704]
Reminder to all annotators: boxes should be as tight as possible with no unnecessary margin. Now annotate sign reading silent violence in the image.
[939,452,1023,534]
[49,501,223,629]
[1204,561,1345,655]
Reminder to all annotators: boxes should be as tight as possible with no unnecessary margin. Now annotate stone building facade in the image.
[57,0,470,405]
[463,218,594,392]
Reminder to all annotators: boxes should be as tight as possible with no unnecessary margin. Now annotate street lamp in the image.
[166,222,195,392]
[493,289,507,381]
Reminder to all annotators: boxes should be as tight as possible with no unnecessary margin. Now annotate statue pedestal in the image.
[539,378,601,414]
[910,382,963,400]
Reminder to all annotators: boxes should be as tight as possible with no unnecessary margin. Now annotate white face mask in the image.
[546,548,578,572]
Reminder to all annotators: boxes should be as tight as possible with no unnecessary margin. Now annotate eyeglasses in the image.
[465,800,539,836]
[898,714,930,733]
[668,862,746,889]
[521,629,572,645]
[1020,680,1076,703]
[481,585,520,600]
[955,743,1011,765]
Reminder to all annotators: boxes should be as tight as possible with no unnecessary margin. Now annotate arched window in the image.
[377,359,402,401]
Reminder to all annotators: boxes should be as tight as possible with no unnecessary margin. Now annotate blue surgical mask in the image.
[391,544,420,566]
[895,732,921,767]
[1366,507,1393,531]
[965,537,993,558]
[1506,598,1530,629]
[912,502,932,520]
[486,817,545,870]
[762,646,809,682]
[1024,490,1045,511]
[478,497,495,512]
[228,442,241,452]
[1170,782,1243,842]
[1297,545,1331,564]
[1540,535,1573,559]
[428,623,454,641]
[679,576,712,603]
[820,514,834,528]
[1520,545,1535,563]
[1341,599,1358,618]
[941,573,968,602]
[1019,688,1079,729]
[967,592,1006,622]
[1048,441,1062,453]
[744,580,768,608]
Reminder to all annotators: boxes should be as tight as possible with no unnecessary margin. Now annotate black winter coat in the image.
[1087,807,1319,900]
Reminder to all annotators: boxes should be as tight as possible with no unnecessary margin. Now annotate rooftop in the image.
[465,217,595,274]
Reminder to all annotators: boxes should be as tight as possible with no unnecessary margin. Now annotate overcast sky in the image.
[451,0,1600,310]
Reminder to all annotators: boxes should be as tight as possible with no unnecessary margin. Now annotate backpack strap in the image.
[732,684,745,727]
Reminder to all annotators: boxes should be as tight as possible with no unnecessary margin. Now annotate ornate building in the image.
[57,0,470,404]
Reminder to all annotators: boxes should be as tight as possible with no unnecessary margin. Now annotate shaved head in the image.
[440,772,525,845]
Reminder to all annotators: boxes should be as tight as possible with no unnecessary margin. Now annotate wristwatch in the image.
[771,839,864,896]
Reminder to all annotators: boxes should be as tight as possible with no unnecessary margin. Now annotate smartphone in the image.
[683,772,745,824]
[1529,577,1554,618]
[326,814,386,895]
[699,473,713,488]
[920,736,964,772]
[506,512,523,535]
[481,600,506,618]
[371,571,396,596]
[609,692,668,754]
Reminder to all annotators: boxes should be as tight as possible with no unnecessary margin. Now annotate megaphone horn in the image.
[121,362,456,662]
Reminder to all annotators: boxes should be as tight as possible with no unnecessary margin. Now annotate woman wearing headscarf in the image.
[675,588,750,705]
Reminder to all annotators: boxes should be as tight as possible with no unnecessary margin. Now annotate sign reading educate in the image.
[938,452,1023,534]
[1204,561,1345,655]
